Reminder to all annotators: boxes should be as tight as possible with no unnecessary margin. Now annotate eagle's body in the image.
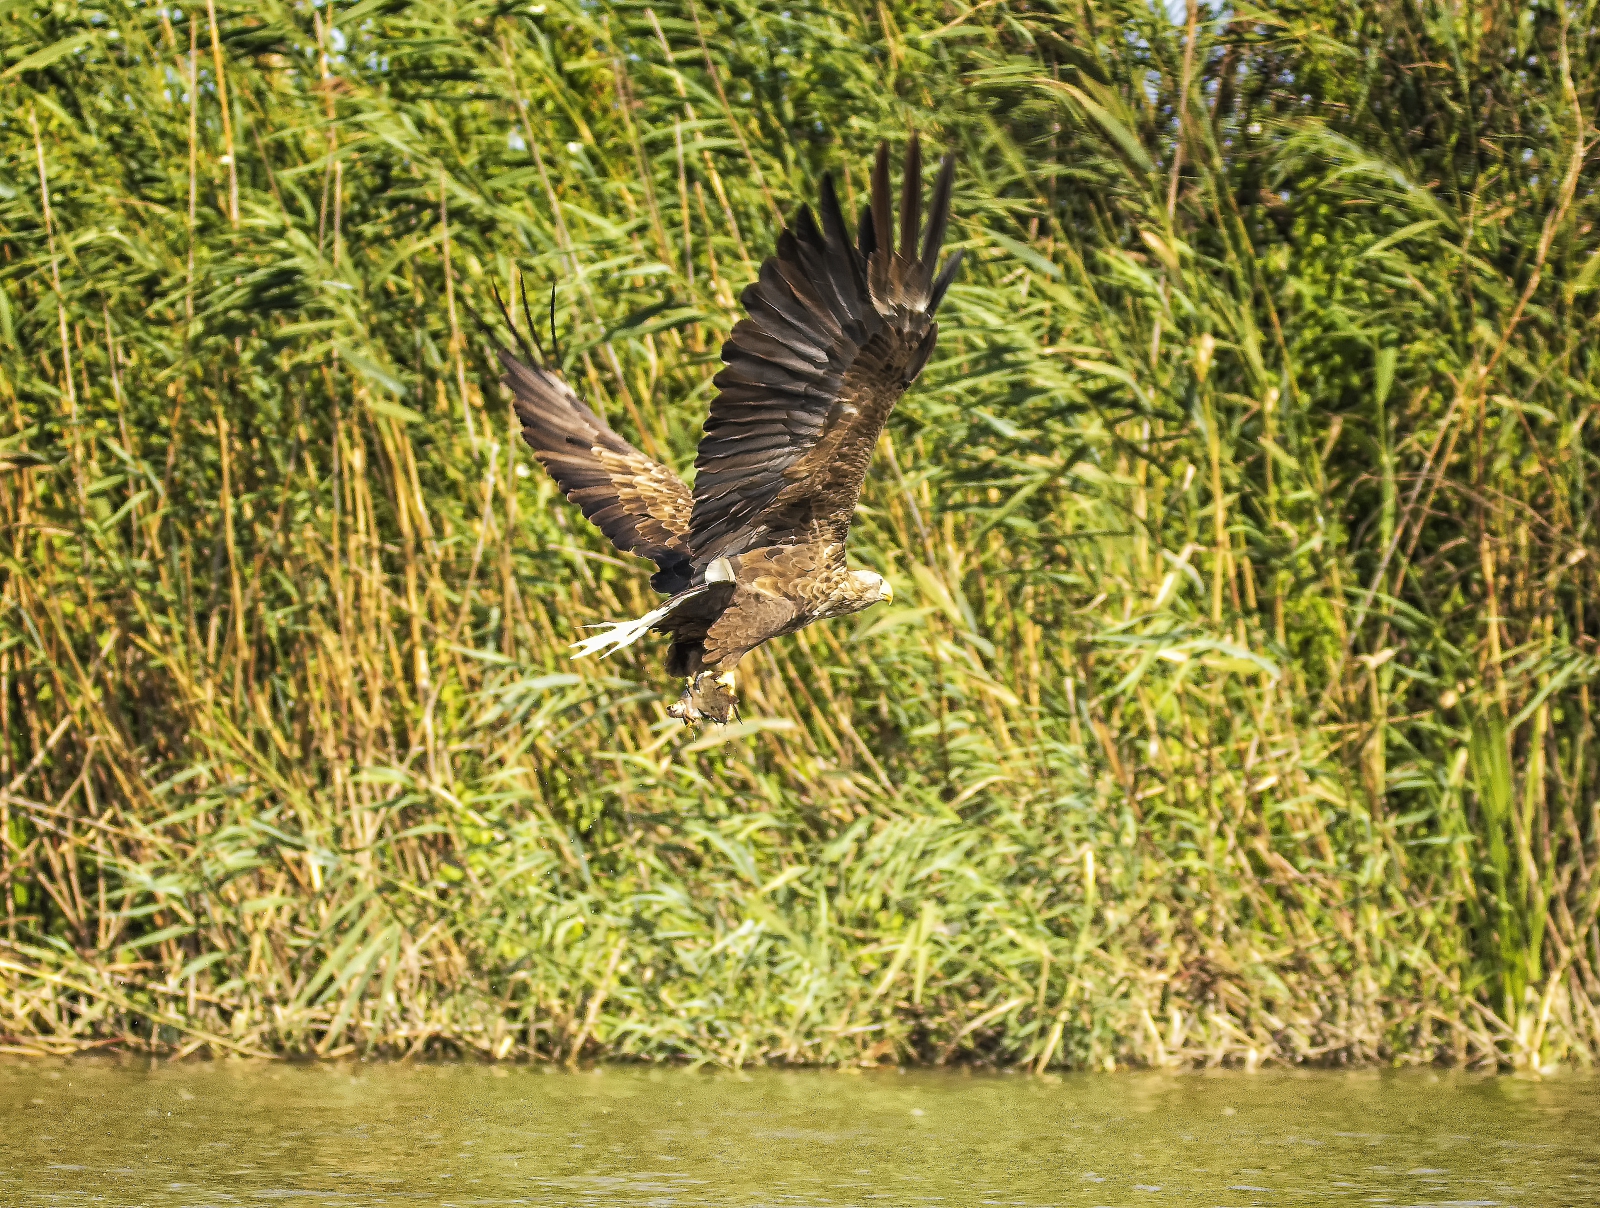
[499,137,961,722]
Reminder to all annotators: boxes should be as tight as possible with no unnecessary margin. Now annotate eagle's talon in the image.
[671,670,739,726]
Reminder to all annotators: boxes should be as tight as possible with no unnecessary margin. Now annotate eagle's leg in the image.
[667,667,739,725]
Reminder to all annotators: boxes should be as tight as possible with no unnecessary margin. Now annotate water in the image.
[3,1061,1597,1207]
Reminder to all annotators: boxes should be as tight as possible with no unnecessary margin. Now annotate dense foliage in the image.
[0,0,1596,1069]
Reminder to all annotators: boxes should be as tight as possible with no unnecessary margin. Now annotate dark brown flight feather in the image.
[687,131,962,568]
[498,351,694,594]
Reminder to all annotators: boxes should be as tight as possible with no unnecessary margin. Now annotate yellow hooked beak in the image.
[882,580,894,605]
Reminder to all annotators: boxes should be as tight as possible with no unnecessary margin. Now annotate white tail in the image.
[569,586,708,659]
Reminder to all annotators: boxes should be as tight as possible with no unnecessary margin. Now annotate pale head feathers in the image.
[850,569,893,605]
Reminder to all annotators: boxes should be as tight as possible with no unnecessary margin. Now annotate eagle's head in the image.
[849,570,893,607]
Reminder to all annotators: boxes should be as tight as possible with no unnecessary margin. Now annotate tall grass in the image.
[0,0,1595,1069]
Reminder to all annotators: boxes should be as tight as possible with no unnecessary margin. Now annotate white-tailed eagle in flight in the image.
[491,136,961,723]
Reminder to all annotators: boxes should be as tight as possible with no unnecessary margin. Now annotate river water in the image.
[2,1060,1596,1206]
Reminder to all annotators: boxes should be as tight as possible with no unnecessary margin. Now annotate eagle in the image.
[493,136,961,723]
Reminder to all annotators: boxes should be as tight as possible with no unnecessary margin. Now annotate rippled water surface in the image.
[3,1059,1597,1206]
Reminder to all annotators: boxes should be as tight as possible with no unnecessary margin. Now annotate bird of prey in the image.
[493,135,961,723]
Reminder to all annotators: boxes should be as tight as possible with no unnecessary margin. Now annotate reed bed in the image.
[0,0,1596,1069]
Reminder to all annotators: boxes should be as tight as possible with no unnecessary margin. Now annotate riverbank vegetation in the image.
[1,0,1597,1069]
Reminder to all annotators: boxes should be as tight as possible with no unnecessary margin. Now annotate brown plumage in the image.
[500,354,694,594]
[497,135,962,723]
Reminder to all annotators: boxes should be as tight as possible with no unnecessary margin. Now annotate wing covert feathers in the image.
[687,134,962,567]
[499,350,694,594]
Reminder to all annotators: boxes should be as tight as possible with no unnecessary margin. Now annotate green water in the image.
[2,1061,1596,1207]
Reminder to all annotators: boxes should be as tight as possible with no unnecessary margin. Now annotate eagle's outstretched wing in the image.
[687,135,962,568]
[500,351,695,594]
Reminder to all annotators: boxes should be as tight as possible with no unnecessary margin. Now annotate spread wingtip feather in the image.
[921,153,958,276]
[899,131,922,266]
